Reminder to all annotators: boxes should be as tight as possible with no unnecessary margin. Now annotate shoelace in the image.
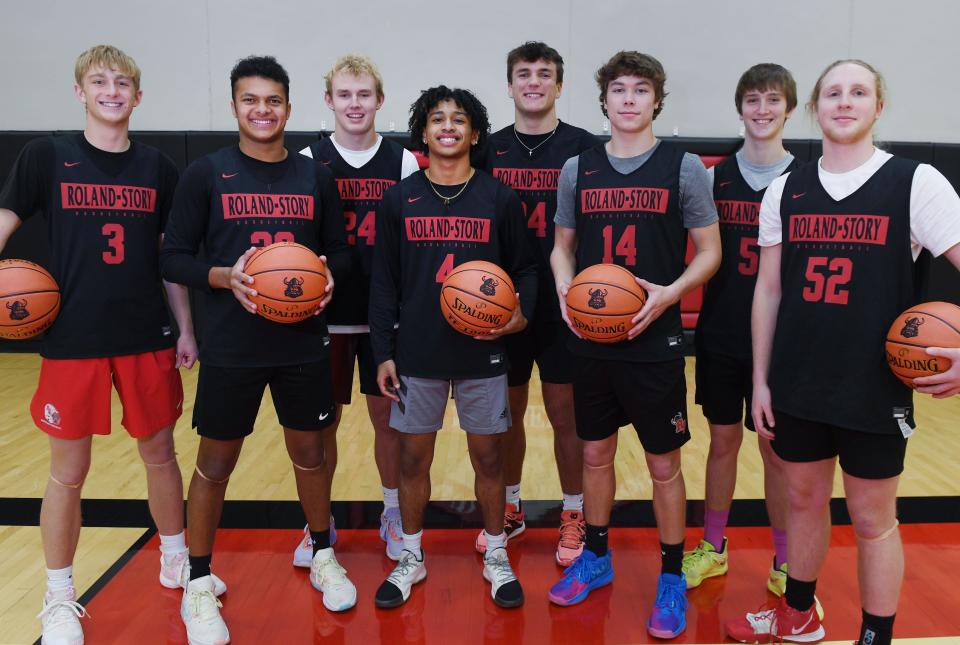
[37,598,89,626]
[504,508,524,527]
[387,552,420,585]
[655,578,687,610]
[745,604,779,632]
[484,551,517,585]
[188,589,222,621]
[313,557,348,586]
[563,554,599,582]
[558,516,585,549]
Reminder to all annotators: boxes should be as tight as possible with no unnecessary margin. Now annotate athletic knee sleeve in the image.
[856,519,899,543]
[651,468,682,485]
[194,464,230,485]
[49,474,84,489]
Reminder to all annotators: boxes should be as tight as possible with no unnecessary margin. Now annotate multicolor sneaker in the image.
[380,507,404,561]
[310,548,356,612]
[682,538,728,588]
[647,573,688,639]
[38,586,88,645]
[159,551,227,596]
[555,510,586,566]
[482,547,524,608]
[547,548,614,606]
[375,549,427,608]
[293,516,337,568]
[725,596,825,643]
[767,561,824,621]
[475,502,526,553]
[180,575,230,645]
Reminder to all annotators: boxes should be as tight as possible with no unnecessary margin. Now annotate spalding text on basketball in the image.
[452,297,504,325]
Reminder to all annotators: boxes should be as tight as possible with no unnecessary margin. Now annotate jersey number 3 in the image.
[101,223,124,264]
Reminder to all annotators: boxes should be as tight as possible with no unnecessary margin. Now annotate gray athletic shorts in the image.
[389,374,511,435]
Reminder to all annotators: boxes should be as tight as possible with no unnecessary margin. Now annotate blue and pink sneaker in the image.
[547,549,613,606]
[646,572,688,639]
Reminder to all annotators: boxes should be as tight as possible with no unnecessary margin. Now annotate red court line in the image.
[79,525,960,644]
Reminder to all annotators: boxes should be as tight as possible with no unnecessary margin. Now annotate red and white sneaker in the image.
[725,597,825,643]
[475,503,526,553]
[38,586,88,645]
[555,510,585,566]
[293,516,337,568]
[160,551,227,596]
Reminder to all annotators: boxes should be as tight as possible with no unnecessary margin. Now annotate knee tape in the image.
[292,460,325,472]
[143,456,177,469]
[49,474,84,489]
[651,468,682,485]
[194,464,230,485]
[856,519,899,543]
[584,459,614,471]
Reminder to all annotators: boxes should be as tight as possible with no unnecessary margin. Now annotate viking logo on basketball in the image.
[587,288,608,310]
[282,276,304,298]
[479,276,500,297]
[900,316,924,338]
[670,412,687,434]
[43,403,61,428]
[6,299,29,321]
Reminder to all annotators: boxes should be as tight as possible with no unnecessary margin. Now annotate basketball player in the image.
[725,60,960,645]
[160,56,350,644]
[292,55,421,565]
[685,64,813,604]
[481,41,600,565]
[369,86,537,609]
[548,51,720,640]
[0,45,209,645]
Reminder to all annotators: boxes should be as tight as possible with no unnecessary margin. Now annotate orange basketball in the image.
[886,301,960,387]
[440,260,517,336]
[0,259,60,340]
[565,264,647,344]
[243,242,328,324]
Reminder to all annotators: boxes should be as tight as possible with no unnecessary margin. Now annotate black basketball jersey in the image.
[4,134,177,358]
[369,170,537,379]
[485,122,601,323]
[771,157,922,435]
[696,155,798,358]
[569,142,687,362]
[307,137,404,327]
[160,145,348,368]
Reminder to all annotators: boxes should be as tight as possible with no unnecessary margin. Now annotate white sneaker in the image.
[310,548,357,612]
[160,551,227,596]
[293,516,337,568]
[374,549,426,608]
[379,507,404,561]
[181,575,230,645]
[38,587,87,645]
[482,547,524,608]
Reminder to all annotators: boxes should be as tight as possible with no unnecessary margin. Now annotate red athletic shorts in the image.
[30,348,183,439]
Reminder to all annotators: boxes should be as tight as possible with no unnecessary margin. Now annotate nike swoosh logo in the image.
[792,192,806,199]
[584,170,600,176]
[408,196,423,203]
[222,172,239,179]
[496,149,510,156]
[321,160,332,165]
[791,613,814,634]
[719,181,732,187]
[64,161,81,167]
[319,412,329,421]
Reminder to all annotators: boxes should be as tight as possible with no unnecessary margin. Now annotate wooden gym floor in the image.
[1,353,958,644]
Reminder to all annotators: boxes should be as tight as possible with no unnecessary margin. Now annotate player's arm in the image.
[549,157,581,337]
[480,187,535,339]
[914,239,960,397]
[0,210,21,253]
[369,186,402,401]
[0,137,52,254]
[316,165,350,311]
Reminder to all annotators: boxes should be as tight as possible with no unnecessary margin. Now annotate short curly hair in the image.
[595,51,667,120]
[408,86,490,164]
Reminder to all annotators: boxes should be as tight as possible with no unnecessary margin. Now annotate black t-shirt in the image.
[484,121,600,324]
[369,170,538,379]
[696,155,798,358]
[0,133,178,358]
[771,157,922,435]
[160,145,349,368]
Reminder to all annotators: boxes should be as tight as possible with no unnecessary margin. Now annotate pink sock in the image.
[772,528,788,568]
[703,508,728,551]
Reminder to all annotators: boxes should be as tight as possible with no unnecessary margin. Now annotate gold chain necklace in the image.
[425,168,474,206]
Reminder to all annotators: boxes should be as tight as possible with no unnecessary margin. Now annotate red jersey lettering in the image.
[580,187,669,214]
[61,183,157,212]
[491,168,561,191]
[405,217,491,242]
[221,194,315,220]
[788,214,889,245]
[715,199,759,226]
[335,178,395,201]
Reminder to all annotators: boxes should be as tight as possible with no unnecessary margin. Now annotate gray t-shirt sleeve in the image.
[679,152,718,228]
[553,156,580,229]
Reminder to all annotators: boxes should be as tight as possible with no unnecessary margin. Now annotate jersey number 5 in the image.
[101,223,124,264]
[738,237,759,276]
[802,256,852,304]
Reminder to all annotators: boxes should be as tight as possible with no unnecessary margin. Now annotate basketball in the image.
[886,301,960,387]
[243,242,328,324]
[440,260,517,336]
[0,259,60,340]
[565,264,647,344]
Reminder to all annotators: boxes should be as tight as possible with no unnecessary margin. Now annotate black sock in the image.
[188,554,211,581]
[660,541,684,576]
[784,575,817,612]
[585,523,608,557]
[311,529,331,555]
[859,610,895,645]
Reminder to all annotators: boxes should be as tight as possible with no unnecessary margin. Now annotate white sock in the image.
[159,531,187,556]
[505,484,521,507]
[562,493,584,512]
[402,530,423,559]
[382,487,399,510]
[46,565,73,593]
[484,531,507,552]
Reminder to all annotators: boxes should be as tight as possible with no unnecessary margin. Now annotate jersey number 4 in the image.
[522,201,548,238]
[802,256,852,304]
[435,253,455,283]
[602,224,637,266]
[344,210,376,246]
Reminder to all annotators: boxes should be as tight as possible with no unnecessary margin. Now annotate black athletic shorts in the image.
[573,357,690,454]
[694,348,755,431]
[329,333,381,405]
[770,409,908,479]
[506,321,576,386]
[193,360,336,440]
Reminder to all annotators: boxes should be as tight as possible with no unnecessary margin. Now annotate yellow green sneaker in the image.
[681,538,728,589]
[767,560,825,620]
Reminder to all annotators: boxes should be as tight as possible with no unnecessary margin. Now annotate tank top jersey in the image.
[307,137,404,326]
[43,135,174,358]
[484,122,600,323]
[569,142,687,362]
[771,157,923,435]
[373,171,531,379]
[696,155,799,358]
[192,146,333,368]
